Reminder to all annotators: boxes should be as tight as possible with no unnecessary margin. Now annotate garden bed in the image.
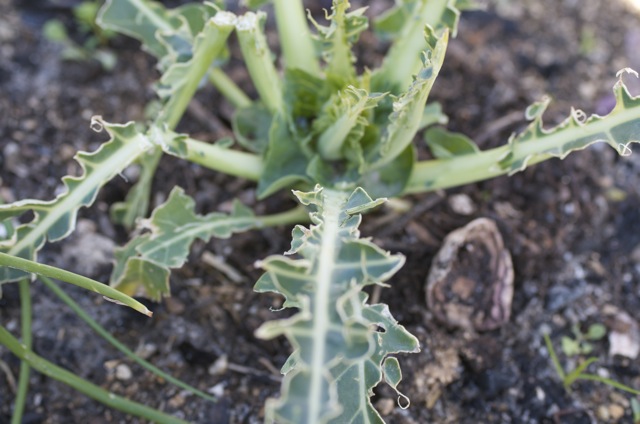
[1,0,640,423]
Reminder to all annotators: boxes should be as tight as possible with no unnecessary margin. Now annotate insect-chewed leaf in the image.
[360,27,448,200]
[0,119,153,285]
[370,26,449,173]
[110,187,258,300]
[254,186,419,424]
[306,0,368,86]
[499,70,640,174]
[98,0,218,66]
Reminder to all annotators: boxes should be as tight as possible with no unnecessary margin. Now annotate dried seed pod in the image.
[426,218,514,331]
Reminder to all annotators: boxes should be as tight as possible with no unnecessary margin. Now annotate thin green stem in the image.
[577,374,640,395]
[236,12,283,114]
[0,252,152,317]
[543,333,566,381]
[0,326,188,424]
[257,206,310,227]
[273,0,320,76]
[114,148,163,230]
[11,279,32,424]
[563,357,598,388]
[208,68,251,109]
[38,276,216,403]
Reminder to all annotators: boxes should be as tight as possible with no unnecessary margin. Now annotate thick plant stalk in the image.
[373,0,454,93]
[236,12,284,114]
[273,0,320,75]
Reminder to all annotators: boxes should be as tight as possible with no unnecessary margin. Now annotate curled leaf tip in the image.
[90,116,105,132]
[103,295,153,317]
[616,67,639,79]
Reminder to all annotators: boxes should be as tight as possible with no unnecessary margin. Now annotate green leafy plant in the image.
[2,0,640,422]
[561,323,607,356]
[544,333,640,396]
[43,0,117,70]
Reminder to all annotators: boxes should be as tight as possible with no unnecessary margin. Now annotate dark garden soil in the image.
[2,0,640,423]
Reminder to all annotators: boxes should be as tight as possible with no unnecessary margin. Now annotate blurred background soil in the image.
[1,0,640,422]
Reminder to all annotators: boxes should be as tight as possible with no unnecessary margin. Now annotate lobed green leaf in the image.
[0,119,153,285]
[307,0,368,87]
[405,71,640,194]
[255,186,419,423]
[111,186,257,300]
[499,70,640,174]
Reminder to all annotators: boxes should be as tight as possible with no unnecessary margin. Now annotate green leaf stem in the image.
[406,72,640,193]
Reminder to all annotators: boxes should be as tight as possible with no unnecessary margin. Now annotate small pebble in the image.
[165,297,186,315]
[208,382,225,398]
[597,405,610,421]
[375,398,395,416]
[448,193,476,215]
[208,355,228,375]
[115,364,132,381]
[168,392,187,408]
[609,404,625,420]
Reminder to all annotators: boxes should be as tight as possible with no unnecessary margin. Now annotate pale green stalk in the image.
[374,0,449,93]
[405,94,639,194]
[0,326,187,424]
[39,276,216,403]
[273,0,320,75]
[236,12,283,114]
[159,15,235,129]
[0,252,152,317]
[10,279,31,424]
[256,206,310,227]
[404,145,548,194]
[317,113,357,160]
[168,136,263,181]
[208,68,251,108]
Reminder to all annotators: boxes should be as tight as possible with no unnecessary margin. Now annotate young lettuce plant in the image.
[1,0,639,422]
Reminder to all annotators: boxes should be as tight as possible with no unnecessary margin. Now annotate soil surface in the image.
[2,0,640,423]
